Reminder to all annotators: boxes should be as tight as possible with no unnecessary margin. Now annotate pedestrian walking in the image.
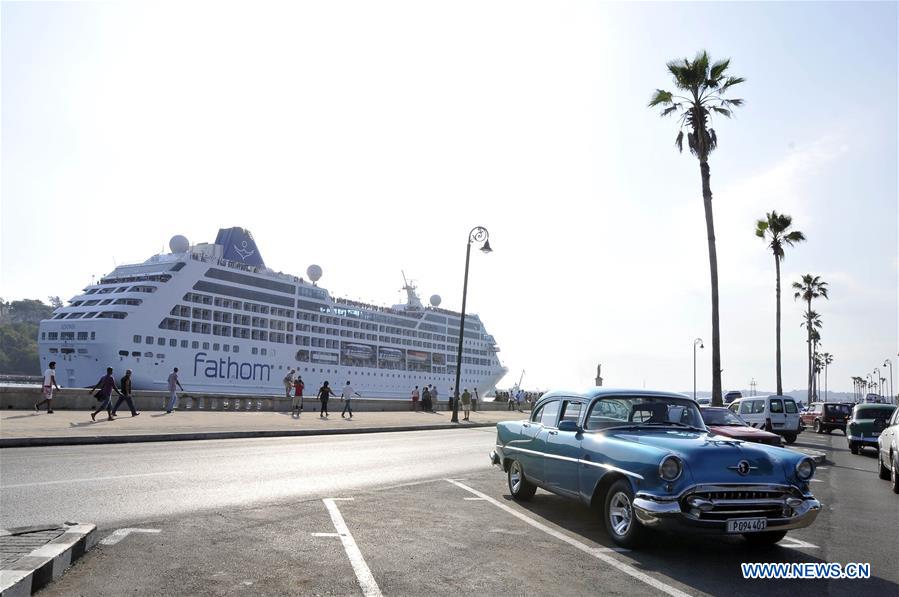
[507,391,516,411]
[472,387,479,412]
[516,389,524,412]
[292,376,305,418]
[34,361,61,414]
[318,381,336,417]
[431,386,439,411]
[88,367,122,421]
[283,368,296,398]
[422,385,431,412]
[111,369,140,417]
[165,367,185,413]
[411,385,420,411]
[341,381,361,418]
[461,388,472,421]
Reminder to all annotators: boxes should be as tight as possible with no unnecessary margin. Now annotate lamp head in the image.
[480,239,493,254]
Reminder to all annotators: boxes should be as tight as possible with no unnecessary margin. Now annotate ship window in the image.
[223,344,230,352]
[213,343,220,351]
[41,332,46,340]
[61,332,75,340]
[169,262,186,272]
[85,289,98,295]
[98,311,127,319]
[91,332,96,339]
[119,350,129,356]
[202,342,209,350]
[261,348,267,355]
[181,340,188,348]
[169,339,177,347]
[144,351,153,357]
[156,353,164,359]
[192,341,199,349]
[49,348,58,353]
[157,337,165,346]
[252,347,258,355]
[132,351,141,357]
[133,335,142,343]
[77,332,89,340]
[233,345,239,353]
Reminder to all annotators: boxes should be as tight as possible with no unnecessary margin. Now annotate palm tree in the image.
[756,211,805,395]
[649,51,745,406]
[800,310,822,399]
[793,275,829,402]
[821,352,833,401]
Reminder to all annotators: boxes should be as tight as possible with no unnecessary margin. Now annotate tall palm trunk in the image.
[774,254,783,395]
[699,159,723,406]
[806,298,813,402]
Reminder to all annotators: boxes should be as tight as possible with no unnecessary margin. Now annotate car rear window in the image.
[824,404,850,415]
[784,399,798,414]
[769,399,784,413]
[855,407,896,421]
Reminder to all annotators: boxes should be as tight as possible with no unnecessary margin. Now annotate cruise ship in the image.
[37,228,508,398]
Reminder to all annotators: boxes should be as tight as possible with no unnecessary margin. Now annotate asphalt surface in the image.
[1,427,897,596]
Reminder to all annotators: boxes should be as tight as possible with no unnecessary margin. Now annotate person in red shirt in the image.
[411,386,420,411]
[292,376,305,418]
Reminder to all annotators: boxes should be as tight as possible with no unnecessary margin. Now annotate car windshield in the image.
[825,404,852,416]
[585,395,706,431]
[855,407,895,420]
[700,408,746,426]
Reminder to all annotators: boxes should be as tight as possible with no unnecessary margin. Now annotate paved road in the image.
[0,428,498,529]
[2,428,897,596]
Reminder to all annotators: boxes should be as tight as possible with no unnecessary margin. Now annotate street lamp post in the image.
[874,368,881,397]
[884,359,894,404]
[451,226,492,424]
[693,338,704,401]
[867,373,873,397]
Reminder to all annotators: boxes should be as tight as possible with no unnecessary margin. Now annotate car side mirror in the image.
[558,420,581,433]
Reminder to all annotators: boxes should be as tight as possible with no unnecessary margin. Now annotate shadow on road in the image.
[504,489,899,596]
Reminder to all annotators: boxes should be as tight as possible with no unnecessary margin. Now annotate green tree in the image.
[755,211,805,395]
[793,275,829,402]
[649,51,745,406]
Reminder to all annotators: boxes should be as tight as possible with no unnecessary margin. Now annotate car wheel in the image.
[892,452,899,494]
[825,427,833,434]
[604,479,646,548]
[507,459,536,501]
[849,442,859,455]
[814,420,823,434]
[879,452,891,480]
[742,531,787,546]
[784,434,797,445]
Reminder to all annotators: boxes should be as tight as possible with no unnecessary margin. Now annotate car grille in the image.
[682,486,798,521]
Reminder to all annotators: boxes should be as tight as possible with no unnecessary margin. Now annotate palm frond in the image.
[660,105,680,117]
[709,58,731,81]
[675,130,684,153]
[649,89,674,108]
[711,107,732,118]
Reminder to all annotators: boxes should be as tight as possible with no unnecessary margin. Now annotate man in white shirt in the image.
[35,361,61,414]
[165,367,185,414]
[341,381,361,418]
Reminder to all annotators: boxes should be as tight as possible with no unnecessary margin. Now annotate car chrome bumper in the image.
[632,496,822,534]
[847,435,879,445]
[489,450,500,466]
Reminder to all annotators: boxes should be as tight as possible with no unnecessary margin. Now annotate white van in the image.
[727,395,802,444]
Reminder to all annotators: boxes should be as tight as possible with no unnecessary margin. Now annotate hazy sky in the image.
[2,1,896,394]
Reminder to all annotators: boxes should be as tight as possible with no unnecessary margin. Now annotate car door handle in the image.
[522,423,530,428]
[548,430,558,435]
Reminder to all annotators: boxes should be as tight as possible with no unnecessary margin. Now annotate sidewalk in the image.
[0,523,97,597]
[0,407,529,448]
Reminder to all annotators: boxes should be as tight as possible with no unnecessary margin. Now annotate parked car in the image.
[847,404,897,455]
[876,407,899,493]
[799,402,854,434]
[700,407,783,446]
[491,389,820,548]
[723,391,742,405]
[727,395,802,444]
[696,397,711,406]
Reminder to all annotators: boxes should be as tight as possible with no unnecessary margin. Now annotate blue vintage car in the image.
[491,388,821,548]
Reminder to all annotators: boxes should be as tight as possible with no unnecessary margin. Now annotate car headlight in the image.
[659,455,683,481]
[795,458,815,481]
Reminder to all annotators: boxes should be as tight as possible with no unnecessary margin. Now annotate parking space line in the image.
[311,532,340,537]
[445,479,691,597]
[463,497,487,501]
[322,498,383,597]
[779,537,820,549]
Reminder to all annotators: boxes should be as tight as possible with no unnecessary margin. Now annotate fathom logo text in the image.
[193,352,271,382]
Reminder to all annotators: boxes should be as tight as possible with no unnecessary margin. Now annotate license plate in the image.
[872,432,881,437]
[726,518,768,533]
